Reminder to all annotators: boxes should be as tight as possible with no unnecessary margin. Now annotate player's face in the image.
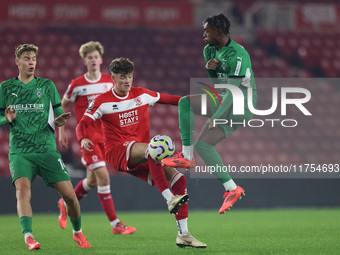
[203,23,220,46]
[113,72,133,96]
[15,51,37,77]
[84,50,103,72]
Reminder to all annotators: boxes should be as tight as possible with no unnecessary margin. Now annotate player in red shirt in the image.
[76,58,207,248]
[58,42,135,235]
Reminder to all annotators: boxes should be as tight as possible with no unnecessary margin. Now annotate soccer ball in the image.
[148,134,175,162]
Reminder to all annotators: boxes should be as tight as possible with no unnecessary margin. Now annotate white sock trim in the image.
[97,185,111,194]
[177,218,188,236]
[169,172,183,189]
[223,179,237,191]
[162,189,173,204]
[82,178,93,192]
[24,233,33,242]
[182,145,193,160]
[73,229,82,235]
[110,218,120,228]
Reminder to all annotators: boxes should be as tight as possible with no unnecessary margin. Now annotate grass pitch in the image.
[0,208,339,255]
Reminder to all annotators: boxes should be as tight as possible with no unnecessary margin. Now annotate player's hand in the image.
[81,138,94,152]
[54,112,71,127]
[206,59,218,70]
[5,105,16,123]
[59,128,69,149]
[208,118,216,130]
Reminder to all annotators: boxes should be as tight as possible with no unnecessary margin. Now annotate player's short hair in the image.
[15,44,39,59]
[110,58,134,75]
[203,14,231,36]
[79,41,104,59]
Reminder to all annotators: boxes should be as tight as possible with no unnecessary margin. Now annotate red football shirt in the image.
[63,73,114,142]
[78,87,180,150]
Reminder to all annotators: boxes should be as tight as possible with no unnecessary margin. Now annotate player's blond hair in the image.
[15,44,39,59]
[110,58,134,75]
[79,41,104,59]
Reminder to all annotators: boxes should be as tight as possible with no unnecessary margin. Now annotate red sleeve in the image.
[157,93,182,106]
[76,115,94,144]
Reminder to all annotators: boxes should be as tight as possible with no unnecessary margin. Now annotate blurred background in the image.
[0,0,339,213]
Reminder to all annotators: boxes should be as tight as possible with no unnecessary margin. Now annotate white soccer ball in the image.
[148,134,175,162]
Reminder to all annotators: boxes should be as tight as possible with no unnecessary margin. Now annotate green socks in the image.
[19,216,32,234]
[194,140,232,183]
[70,217,82,232]
[179,97,195,146]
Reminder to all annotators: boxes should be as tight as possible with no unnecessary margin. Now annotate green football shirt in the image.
[203,38,255,89]
[203,38,257,120]
[0,77,64,154]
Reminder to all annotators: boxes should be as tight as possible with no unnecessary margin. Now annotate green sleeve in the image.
[50,81,64,117]
[203,46,218,83]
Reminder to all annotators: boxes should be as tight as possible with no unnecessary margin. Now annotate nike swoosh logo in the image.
[12,93,18,97]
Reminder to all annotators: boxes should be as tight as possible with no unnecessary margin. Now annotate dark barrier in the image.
[1,175,339,214]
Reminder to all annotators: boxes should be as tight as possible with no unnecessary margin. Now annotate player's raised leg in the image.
[162,95,207,169]
[15,177,41,250]
[194,124,244,214]
[54,181,91,248]
[129,142,188,214]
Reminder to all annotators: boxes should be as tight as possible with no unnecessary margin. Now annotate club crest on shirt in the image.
[134,96,142,106]
[37,88,42,98]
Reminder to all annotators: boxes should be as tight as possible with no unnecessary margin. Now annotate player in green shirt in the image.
[163,14,257,214]
[0,44,91,250]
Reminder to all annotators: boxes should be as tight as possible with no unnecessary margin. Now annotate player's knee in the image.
[63,194,78,207]
[87,178,98,188]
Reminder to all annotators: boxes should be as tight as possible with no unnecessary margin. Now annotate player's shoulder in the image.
[35,77,55,87]
[131,87,156,96]
[0,77,16,89]
[228,39,249,58]
[101,73,113,81]
[69,75,86,87]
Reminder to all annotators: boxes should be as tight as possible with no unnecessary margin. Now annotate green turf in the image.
[0,208,339,255]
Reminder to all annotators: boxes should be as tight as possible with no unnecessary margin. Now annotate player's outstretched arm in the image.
[157,93,182,106]
[5,105,16,123]
[54,112,71,127]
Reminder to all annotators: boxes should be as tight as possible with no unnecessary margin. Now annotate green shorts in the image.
[9,151,71,187]
[210,86,257,138]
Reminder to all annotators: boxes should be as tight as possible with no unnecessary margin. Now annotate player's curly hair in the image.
[79,41,104,59]
[203,14,231,36]
[110,58,134,75]
[15,44,38,59]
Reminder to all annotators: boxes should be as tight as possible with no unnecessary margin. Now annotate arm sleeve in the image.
[50,81,64,117]
[157,93,181,106]
[76,115,94,144]
[203,46,218,83]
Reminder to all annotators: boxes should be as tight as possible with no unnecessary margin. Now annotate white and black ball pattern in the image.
[148,134,175,161]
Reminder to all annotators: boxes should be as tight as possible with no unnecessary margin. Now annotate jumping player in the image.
[162,14,257,214]
[76,58,207,248]
[58,41,135,234]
